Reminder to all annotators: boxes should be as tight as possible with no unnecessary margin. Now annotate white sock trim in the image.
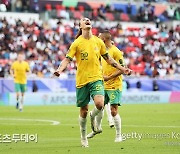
[19,96,24,109]
[95,109,104,130]
[113,114,121,136]
[105,103,113,123]
[79,116,87,140]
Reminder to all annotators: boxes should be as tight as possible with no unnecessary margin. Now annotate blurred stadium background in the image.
[0,0,180,153]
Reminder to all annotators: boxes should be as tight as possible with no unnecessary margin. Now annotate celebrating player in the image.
[10,53,30,112]
[53,18,131,147]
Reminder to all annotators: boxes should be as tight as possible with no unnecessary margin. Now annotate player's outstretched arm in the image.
[53,58,71,77]
[102,54,132,75]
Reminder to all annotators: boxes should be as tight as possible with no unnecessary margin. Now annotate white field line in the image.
[0,118,60,125]
[123,125,180,128]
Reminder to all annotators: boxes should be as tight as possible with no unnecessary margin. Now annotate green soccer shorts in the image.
[104,89,122,106]
[76,80,104,107]
[15,83,27,93]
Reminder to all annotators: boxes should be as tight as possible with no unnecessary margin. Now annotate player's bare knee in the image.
[111,107,116,117]
[80,105,88,118]
[111,105,118,117]
[94,100,104,110]
[95,102,104,110]
[111,110,117,117]
[81,112,88,118]
[94,95,104,110]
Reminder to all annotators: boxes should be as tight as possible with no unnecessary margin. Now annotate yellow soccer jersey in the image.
[11,61,30,84]
[66,35,107,88]
[102,45,124,91]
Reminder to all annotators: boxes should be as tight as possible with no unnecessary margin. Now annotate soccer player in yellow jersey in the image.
[101,31,125,142]
[10,53,30,112]
[87,31,128,142]
[54,18,131,147]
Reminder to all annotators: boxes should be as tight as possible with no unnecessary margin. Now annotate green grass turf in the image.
[0,104,180,154]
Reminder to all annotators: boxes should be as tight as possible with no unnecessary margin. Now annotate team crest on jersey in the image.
[94,47,98,51]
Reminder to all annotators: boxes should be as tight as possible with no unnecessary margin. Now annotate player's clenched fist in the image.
[124,68,132,76]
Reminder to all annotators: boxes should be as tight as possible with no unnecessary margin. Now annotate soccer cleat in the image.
[81,139,89,148]
[109,121,114,128]
[87,131,96,139]
[89,111,96,132]
[87,129,102,139]
[16,102,19,109]
[115,135,123,142]
[110,124,114,128]
[19,108,23,112]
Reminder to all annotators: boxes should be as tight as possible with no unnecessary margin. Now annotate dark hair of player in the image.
[75,22,82,39]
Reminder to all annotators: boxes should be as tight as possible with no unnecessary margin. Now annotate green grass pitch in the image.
[0,104,180,154]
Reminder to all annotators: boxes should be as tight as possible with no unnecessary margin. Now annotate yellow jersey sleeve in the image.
[66,41,77,60]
